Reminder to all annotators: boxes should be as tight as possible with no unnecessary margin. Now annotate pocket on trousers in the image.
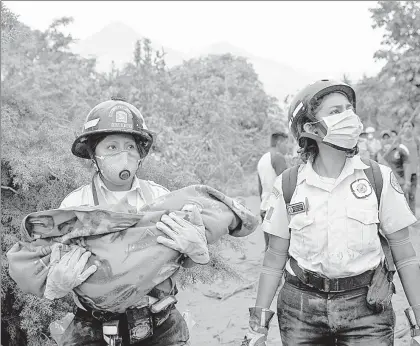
[126,308,153,343]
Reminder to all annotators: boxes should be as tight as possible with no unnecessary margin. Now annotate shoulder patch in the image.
[389,171,404,194]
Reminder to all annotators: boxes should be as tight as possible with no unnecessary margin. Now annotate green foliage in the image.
[1,5,281,345]
[356,1,420,131]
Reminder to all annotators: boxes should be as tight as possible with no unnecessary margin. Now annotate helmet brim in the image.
[71,128,155,159]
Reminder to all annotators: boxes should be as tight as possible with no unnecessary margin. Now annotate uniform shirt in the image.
[59,174,170,309]
[262,156,417,278]
[257,151,287,211]
[60,174,170,210]
[376,144,410,180]
[400,136,420,176]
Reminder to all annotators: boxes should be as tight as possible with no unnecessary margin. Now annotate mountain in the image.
[70,21,187,72]
[189,41,319,102]
[71,24,318,102]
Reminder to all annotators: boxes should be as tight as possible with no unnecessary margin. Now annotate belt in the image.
[289,257,374,293]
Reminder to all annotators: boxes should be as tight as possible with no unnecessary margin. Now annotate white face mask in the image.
[96,150,141,186]
[313,109,364,149]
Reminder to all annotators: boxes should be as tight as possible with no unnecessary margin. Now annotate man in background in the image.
[358,130,371,160]
[399,119,419,215]
[257,130,288,250]
[391,129,398,138]
[376,130,412,205]
[365,126,382,159]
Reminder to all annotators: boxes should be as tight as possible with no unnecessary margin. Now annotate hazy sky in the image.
[5,1,387,80]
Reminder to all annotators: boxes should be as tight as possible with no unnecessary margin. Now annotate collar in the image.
[95,173,141,193]
[297,155,370,190]
[94,174,149,204]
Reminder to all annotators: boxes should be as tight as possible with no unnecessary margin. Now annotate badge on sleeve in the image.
[286,202,306,215]
[390,171,404,194]
[350,179,372,199]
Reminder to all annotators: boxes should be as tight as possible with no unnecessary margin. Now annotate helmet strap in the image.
[86,144,102,174]
[300,132,354,152]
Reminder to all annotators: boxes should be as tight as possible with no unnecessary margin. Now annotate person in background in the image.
[376,129,412,199]
[257,130,289,250]
[391,129,398,138]
[243,79,420,346]
[358,130,371,160]
[365,126,382,159]
[400,119,419,215]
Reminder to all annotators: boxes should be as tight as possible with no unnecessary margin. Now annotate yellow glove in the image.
[156,204,209,265]
[44,244,97,300]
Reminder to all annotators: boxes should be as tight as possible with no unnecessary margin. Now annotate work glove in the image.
[405,306,420,346]
[241,307,275,346]
[156,204,210,265]
[44,244,97,300]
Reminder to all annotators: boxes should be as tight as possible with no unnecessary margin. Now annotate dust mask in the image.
[96,150,141,186]
[312,109,363,150]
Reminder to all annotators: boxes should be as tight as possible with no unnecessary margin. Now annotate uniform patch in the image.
[286,202,306,215]
[350,178,372,199]
[390,171,404,194]
[115,110,128,123]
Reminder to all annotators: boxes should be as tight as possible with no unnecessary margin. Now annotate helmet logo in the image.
[115,110,128,123]
[109,105,133,129]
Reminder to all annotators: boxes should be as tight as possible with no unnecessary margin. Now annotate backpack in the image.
[281,158,396,273]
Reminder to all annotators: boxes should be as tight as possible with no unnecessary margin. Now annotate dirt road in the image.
[176,192,420,346]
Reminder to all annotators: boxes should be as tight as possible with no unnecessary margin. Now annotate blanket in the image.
[7,185,258,313]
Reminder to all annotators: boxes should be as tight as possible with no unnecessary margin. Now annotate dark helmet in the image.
[288,79,356,143]
[72,97,155,159]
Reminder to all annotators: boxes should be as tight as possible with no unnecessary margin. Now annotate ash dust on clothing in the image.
[277,278,395,346]
[59,308,190,346]
[58,175,190,345]
[262,155,417,278]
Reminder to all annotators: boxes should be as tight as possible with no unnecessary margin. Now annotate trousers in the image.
[277,275,395,346]
[59,308,189,346]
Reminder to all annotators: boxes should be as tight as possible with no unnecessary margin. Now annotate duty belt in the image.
[289,257,375,293]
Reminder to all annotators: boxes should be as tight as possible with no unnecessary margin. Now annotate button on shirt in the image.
[257,152,279,211]
[262,156,417,278]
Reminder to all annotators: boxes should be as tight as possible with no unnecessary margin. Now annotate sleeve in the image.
[271,153,288,176]
[6,240,52,297]
[257,173,262,201]
[261,174,291,239]
[378,165,417,235]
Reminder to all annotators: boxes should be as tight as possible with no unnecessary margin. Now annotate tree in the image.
[1,8,282,344]
[356,1,420,131]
